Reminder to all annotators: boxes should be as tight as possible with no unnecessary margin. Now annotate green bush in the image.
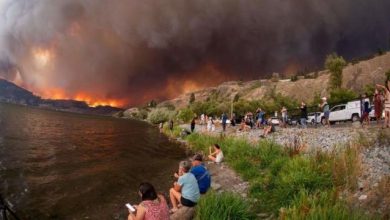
[177,108,195,123]
[194,191,255,220]
[146,107,176,124]
[329,88,357,106]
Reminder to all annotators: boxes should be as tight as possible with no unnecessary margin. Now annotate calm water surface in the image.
[0,103,186,219]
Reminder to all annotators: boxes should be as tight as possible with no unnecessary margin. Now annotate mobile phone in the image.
[125,203,136,212]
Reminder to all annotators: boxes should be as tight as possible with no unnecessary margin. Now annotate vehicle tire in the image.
[311,119,315,124]
[351,114,360,122]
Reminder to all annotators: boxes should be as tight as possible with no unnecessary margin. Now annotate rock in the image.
[358,194,368,201]
[211,183,222,191]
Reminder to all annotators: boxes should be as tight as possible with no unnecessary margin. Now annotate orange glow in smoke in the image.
[38,88,124,107]
[32,47,54,67]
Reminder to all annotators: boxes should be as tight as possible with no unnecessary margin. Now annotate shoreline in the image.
[163,123,390,219]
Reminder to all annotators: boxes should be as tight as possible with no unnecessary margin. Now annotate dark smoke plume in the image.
[0,0,389,106]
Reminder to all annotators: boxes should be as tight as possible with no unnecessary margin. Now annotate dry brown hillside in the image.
[159,53,390,109]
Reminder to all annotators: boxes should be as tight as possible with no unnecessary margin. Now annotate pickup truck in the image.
[320,100,363,124]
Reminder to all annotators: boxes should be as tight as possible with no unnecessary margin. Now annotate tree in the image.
[189,93,195,105]
[148,100,157,108]
[177,108,195,123]
[325,53,347,89]
[328,88,357,106]
[386,70,390,81]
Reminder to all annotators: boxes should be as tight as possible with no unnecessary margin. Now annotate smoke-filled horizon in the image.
[0,0,389,107]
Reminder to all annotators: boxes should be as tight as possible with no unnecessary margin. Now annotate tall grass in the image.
[194,191,255,220]
[175,132,373,218]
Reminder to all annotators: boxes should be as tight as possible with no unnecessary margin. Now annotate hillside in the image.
[158,52,390,110]
[0,79,123,115]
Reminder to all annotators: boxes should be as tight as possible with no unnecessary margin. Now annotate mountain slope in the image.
[159,53,390,109]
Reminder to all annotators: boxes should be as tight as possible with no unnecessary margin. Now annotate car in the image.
[287,116,301,126]
[307,112,322,124]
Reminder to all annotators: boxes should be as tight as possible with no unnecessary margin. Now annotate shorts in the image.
[324,111,330,119]
[181,196,197,207]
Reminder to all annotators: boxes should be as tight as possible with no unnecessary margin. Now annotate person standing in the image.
[190,118,196,133]
[169,119,174,131]
[281,106,288,128]
[300,102,308,129]
[221,112,228,132]
[360,93,371,127]
[374,88,384,127]
[377,81,390,128]
[320,97,330,127]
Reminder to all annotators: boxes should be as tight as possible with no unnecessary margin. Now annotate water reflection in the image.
[0,103,186,219]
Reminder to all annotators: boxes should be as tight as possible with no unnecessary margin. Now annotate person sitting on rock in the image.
[208,144,224,163]
[190,154,211,194]
[169,161,200,213]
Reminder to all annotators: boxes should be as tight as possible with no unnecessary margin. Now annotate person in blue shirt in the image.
[169,161,200,213]
[190,154,211,194]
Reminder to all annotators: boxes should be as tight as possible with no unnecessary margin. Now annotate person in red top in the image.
[374,88,384,127]
[128,182,169,220]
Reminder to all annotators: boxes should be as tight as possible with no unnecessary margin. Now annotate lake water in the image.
[0,103,186,219]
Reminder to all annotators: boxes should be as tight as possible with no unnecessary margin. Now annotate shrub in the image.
[194,191,255,220]
[325,53,347,89]
[177,108,195,123]
[146,107,176,124]
[329,88,357,106]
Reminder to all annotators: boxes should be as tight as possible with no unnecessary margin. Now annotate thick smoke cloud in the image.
[0,0,389,106]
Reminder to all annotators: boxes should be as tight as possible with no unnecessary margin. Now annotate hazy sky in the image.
[0,0,389,106]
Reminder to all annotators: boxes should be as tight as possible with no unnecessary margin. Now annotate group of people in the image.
[127,144,224,220]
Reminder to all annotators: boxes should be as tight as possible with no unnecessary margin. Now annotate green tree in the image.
[148,100,157,108]
[233,93,240,102]
[189,93,195,105]
[325,53,347,89]
[177,108,195,123]
[329,88,357,106]
[386,70,390,81]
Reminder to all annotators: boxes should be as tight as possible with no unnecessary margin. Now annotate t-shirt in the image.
[323,102,329,112]
[190,165,211,194]
[178,173,200,203]
[300,106,307,119]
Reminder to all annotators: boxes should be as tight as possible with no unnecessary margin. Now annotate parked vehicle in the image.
[320,100,363,124]
[307,112,322,124]
[287,116,301,126]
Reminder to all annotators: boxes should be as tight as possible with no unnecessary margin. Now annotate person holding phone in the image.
[127,182,169,220]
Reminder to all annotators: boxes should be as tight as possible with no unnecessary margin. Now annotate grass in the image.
[163,130,377,219]
[194,191,255,220]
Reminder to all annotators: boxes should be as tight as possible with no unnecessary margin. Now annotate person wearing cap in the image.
[169,161,200,213]
[320,97,330,127]
[190,154,211,194]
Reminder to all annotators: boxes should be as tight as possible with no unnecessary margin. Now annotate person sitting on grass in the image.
[260,119,276,138]
[127,182,169,220]
[208,144,224,163]
[169,161,200,213]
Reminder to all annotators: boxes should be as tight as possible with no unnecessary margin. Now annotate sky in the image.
[0,0,389,107]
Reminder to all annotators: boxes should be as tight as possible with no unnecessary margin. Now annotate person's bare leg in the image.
[208,155,216,162]
[169,188,181,210]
